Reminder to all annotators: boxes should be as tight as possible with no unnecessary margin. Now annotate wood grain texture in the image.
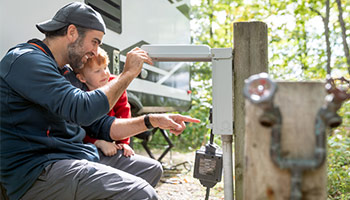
[244,82,327,200]
[233,21,268,200]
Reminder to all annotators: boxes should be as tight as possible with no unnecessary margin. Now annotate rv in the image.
[0,0,192,116]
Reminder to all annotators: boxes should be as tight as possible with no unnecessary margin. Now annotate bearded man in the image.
[0,2,199,200]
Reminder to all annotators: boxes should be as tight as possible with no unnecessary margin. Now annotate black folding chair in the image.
[133,128,173,163]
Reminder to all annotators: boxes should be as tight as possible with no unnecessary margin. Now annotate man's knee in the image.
[129,184,158,200]
[147,160,163,187]
[153,160,163,176]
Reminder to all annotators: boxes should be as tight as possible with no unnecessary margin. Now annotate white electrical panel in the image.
[141,45,233,135]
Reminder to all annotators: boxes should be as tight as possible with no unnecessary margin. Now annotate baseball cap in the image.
[36,2,106,34]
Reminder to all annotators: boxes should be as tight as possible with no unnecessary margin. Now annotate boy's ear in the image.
[76,74,86,83]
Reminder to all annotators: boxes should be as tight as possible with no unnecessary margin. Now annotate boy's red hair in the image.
[74,47,109,74]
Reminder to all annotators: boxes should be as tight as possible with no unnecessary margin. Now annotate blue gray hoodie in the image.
[0,41,113,200]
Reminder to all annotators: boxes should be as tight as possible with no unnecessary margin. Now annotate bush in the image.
[327,101,350,200]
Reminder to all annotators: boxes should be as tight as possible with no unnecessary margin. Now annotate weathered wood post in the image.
[243,82,328,199]
[233,21,268,200]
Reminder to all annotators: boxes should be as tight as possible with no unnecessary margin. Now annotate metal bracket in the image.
[244,74,350,200]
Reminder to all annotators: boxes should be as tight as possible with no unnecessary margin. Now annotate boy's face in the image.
[77,61,110,90]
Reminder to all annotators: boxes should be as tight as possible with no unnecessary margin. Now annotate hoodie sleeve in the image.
[83,115,115,142]
[2,50,109,126]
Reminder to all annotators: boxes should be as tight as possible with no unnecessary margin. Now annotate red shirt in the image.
[83,75,131,144]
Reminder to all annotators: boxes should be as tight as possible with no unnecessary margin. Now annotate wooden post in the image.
[244,82,327,199]
[233,21,268,200]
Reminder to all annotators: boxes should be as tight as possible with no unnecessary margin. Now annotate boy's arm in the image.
[115,138,130,145]
[116,143,134,157]
[94,140,118,157]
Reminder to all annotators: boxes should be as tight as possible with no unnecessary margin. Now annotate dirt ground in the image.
[135,150,225,200]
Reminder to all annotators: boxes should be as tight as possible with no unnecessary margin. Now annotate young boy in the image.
[75,47,134,157]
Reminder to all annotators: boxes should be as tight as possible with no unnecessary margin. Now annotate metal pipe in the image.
[222,135,234,200]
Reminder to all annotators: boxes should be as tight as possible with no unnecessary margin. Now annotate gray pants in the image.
[20,150,163,200]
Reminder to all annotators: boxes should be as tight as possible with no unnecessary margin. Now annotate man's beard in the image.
[67,36,86,69]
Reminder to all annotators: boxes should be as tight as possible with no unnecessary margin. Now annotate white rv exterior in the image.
[0,0,192,115]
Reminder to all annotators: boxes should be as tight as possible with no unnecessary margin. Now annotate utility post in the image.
[233,21,268,200]
[140,44,234,200]
[243,81,328,199]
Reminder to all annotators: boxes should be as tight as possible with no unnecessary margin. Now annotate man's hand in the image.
[122,47,153,79]
[100,47,153,109]
[149,114,201,135]
[109,114,200,141]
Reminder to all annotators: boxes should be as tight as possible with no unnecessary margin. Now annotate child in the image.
[75,47,134,157]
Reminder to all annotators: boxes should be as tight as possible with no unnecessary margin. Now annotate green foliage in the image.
[143,0,350,197]
[189,0,350,198]
[139,63,215,151]
[327,101,350,200]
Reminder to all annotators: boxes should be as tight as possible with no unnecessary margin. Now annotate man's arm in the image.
[109,114,200,141]
[98,47,153,109]
[83,115,115,141]
[4,51,109,126]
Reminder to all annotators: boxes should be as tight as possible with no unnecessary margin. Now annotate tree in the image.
[336,0,350,74]
[310,0,331,74]
[189,0,350,199]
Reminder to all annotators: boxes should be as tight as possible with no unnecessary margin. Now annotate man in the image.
[0,2,199,200]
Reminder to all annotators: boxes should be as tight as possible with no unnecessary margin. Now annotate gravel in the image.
[136,150,225,200]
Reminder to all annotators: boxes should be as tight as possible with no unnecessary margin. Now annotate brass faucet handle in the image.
[325,76,350,102]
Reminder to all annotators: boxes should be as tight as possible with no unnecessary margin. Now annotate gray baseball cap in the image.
[36,2,106,34]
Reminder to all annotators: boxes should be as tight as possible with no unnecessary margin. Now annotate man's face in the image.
[68,29,103,69]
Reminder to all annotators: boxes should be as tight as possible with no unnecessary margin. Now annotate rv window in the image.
[85,0,122,34]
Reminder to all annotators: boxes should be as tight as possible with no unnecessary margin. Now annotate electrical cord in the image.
[205,187,210,200]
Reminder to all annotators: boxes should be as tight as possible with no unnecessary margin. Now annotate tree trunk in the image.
[336,0,350,74]
[310,0,331,74]
[324,0,331,75]
[208,0,213,46]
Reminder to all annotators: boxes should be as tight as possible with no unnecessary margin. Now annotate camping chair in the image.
[133,128,174,163]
